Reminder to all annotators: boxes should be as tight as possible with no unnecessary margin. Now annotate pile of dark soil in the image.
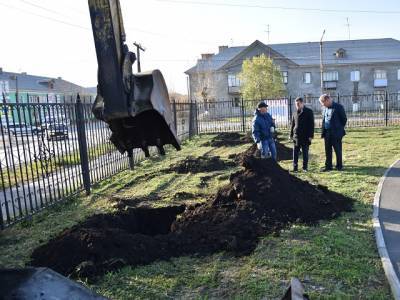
[203,132,253,147]
[276,141,293,160]
[170,155,235,173]
[206,131,292,161]
[229,141,292,162]
[30,205,185,278]
[110,194,161,209]
[31,147,352,280]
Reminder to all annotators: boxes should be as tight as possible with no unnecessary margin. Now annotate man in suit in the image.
[319,94,347,171]
[290,97,314,172]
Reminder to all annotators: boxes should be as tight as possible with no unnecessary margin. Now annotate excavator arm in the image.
[88,0,181,158]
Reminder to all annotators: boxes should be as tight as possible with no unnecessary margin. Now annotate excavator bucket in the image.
[88,0,180,157]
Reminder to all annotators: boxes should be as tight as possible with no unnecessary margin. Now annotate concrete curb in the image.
[373,159,400,300]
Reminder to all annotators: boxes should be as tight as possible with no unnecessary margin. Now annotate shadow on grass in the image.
[341,165,389,177]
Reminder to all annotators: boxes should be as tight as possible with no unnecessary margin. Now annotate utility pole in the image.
[133,42,145,72]
[319,29,326,95]
[265,24,271,57]
[346,18,351,40]
[265,24,270,44]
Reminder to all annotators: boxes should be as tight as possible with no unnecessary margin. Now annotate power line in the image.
[0,1,91,31]
[155,0,400,15]
[19,0,74,20]
[0,1,216,46]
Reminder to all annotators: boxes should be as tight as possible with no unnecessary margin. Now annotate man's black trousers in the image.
[293,144,309,170]
[323,130,343,170]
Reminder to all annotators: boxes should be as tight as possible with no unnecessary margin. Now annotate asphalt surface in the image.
[379,160,400,284]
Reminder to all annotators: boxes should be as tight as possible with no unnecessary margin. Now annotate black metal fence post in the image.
[192,100,199,136]
[385,91,389,126]
[128,149,134,170]
[337,93,340,104]
[75,94,91,195]
[172,99,177,134]
[189,101,195,138]
[241,97,245,132]
[288,95,292,125]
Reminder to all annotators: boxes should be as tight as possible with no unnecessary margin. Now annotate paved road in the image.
[0,123,109,167]
[0,147,144,225]
[0,151,127,224]
[379,160,400,289]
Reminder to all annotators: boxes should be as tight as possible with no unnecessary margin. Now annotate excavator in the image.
[0,1,307,299]
[88,0,181,161]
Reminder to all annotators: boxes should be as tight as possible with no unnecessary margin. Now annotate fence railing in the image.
[1,92,399,228]
[0,94,192,228]
[191,93,400,134]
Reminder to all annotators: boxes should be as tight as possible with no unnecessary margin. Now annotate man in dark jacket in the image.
[290,97,314,172]
[319,94,347,171]
[252,101,277,160]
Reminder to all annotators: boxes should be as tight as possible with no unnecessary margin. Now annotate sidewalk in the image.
[374,159,400,300]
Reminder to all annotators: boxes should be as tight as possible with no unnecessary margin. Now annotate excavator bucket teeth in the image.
[106,70,181,153]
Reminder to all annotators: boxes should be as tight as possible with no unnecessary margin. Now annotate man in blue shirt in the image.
[252,101,277,160]
[319,94,347,171]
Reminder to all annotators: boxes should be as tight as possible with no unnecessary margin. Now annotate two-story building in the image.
[0,68,95,124]
[0,68,94,103]
[185,38,400,107]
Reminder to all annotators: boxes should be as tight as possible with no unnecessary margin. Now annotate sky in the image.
[0,0,399,94]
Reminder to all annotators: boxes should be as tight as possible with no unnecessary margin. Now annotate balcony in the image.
[228,86,241,94]
[374,79,387,88]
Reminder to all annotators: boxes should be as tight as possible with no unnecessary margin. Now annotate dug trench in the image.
[30,145,353,281]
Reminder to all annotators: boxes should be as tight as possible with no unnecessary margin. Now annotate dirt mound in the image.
[276,141,293,160]
[171,155,352,255]
[170,155,235,173]
[31,147,352,280]
[203,132,253,147]
[229,141,292,162]
[30,205,185,278]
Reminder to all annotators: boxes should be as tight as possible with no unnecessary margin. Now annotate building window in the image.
[281,71,288,84]
[232,97,240,107]
[228,74,241,87]
[323,71,338,81]
[351,71,360,82]
[373,90,385,102]
[374,70,387,79]
[303,72,311,84]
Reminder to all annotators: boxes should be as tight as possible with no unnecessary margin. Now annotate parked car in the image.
[46,123,68,141]
[4,123,41,136]
[41,115,70,130]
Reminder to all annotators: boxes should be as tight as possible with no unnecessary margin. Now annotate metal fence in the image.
[1,92,399,228]
[193,93,400,133]
[0,94,192,228]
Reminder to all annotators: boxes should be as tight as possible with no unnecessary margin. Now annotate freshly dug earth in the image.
[30,205,186,279]
[203,132,253,147]
[207,131,292,161]
[169,155,235,173]
[229,141,292,162]
[31,146,352,279]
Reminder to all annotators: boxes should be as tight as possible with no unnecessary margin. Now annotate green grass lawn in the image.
[1,127,399,299]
